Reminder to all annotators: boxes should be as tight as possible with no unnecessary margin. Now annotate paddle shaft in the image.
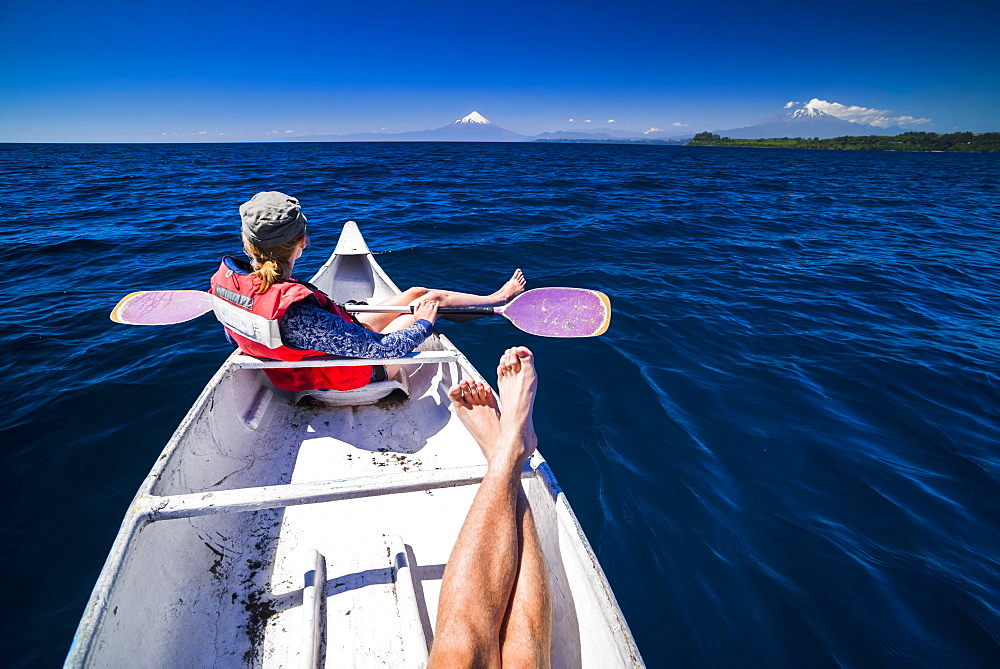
[345,304,499,316]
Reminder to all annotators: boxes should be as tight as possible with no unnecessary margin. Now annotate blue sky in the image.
[1,0,997,142]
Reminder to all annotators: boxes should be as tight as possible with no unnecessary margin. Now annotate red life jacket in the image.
[209,257,373,392]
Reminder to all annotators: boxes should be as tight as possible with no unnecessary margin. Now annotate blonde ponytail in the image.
[242,234,305,294]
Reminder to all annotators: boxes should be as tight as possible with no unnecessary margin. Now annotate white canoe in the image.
[68,222,642,668]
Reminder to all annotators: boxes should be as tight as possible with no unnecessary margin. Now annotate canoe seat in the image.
[292,367,410,407]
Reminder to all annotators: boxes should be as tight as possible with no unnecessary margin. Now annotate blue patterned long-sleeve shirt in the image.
[279,300,432,358]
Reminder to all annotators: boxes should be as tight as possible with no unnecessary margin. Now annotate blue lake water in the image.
[1,142,998,666]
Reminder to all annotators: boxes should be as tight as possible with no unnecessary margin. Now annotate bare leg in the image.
[448,377,553,666]
[499,495,552,668]
[492,349,551,668]
[424,268,525,309]
[430,349,551,668]
[354,270,526,331]
[353,286,429,333]
[422,269,525,323]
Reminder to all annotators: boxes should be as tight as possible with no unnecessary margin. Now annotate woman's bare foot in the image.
[493,269,526,303]
[495,347,539,466]
[448,380,501,459]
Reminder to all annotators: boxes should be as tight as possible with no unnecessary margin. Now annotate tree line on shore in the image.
[687,131,1000,152]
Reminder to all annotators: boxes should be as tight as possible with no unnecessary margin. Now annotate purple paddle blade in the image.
[110,290,213,325]
[498,287,611,337]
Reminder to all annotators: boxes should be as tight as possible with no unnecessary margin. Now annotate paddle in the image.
[111,290,213,325]
[110,287,611,338]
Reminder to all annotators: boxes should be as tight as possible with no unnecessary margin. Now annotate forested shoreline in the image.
[687,131,1000,152]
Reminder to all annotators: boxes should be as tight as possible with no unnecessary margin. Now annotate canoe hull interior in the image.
[70,223,641,667]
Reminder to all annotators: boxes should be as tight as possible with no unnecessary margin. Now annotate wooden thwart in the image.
[140,465,536,522]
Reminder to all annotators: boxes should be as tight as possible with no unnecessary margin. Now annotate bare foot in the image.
[495,346,539,465]
[494,269,526,303]
[448,379,501,459]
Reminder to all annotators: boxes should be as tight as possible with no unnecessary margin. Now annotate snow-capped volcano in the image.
[715,104,900,139]
[417,111,522,140]
[711,99,932,139]
[454,111,491,125]
[284,111,524,142]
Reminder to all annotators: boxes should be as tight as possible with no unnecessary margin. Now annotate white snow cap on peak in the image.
[794,98,931,127]
[456,111,491,124]
[791,106,826,118]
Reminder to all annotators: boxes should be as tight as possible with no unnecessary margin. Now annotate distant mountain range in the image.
[713,106,900,140]
[280,106,916,144]
[281,112,689,143]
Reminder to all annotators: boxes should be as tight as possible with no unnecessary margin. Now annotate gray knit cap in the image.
[239,191,308,247]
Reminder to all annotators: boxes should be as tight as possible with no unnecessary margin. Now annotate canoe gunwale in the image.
[65,357,237,666]
[551,476,644,666]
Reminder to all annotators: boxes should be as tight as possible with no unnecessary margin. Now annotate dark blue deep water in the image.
[2,142,999,667]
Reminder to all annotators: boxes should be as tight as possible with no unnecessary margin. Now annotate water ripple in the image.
[2,142,999,667]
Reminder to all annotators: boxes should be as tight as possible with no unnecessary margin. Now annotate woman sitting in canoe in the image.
[210,191,525,393]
